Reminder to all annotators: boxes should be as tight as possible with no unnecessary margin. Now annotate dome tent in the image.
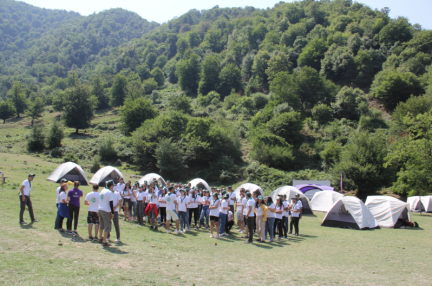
[89,166,124,186]
[365,196,412,228]
[47,162,89,185]
[296,184,335,200]
[407,196,432,213]
[311,191,343,212]
[138,173,166,187]
[234,183,264,200]
[188,178,210,191]
[322,196,379,230]
[270,186,313,215]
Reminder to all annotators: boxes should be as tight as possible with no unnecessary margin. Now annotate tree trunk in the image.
[17,113,20,118]
[31,118,34,126]
[3,119,5,124]
[76,128,79,134]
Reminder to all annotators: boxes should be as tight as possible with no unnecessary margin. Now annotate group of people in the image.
[19,174,304,247]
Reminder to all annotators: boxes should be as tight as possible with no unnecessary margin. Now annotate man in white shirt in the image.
[290,197,301,236]
[282,195,289,239]
[115,178,125,214]
[98,180,115,246]
[85,184,100,241]
[236,189,246,233]
[19,174,37,224]
[289,194,303,234]
[244,192,255,244]
[109,185,123,243]
[165,186,181,234]
[228,186,236,214]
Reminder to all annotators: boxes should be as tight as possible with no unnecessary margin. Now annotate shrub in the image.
[47,120,64,149]
[98,136,117,161]
[27,124,45,152]
[63,152,79,163]
[311,104,333,125]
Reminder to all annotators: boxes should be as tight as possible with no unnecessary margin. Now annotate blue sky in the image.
[19,0,431,29]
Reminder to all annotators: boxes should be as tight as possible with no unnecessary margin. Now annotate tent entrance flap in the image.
[59,168,86,184]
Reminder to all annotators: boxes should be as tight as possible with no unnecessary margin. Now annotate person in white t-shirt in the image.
[158,187,168,226]
[129,182,139,222]
[227,186,236,214]
[146,187,159,230]
[244,192,255,244]
[219,194,230,237]
[188,189,200,230]
[85,184,100,241]
[115,178,125,215]
[255,195,267,242]
[282,195,289,239]
[226,210,235,234]
[98,180,115,247]
[290,197,301,236]
[19,173,36,224]
[209,193,220,239]
[289,194,303,234]
[199,190,211,228]
[236,189,246,233]
[265,196,276,242]
[177,189,190,232]
[137,184,147,225]
[54,178,68,229]
[108,185,123,243]
[274,197,284,240]
[165,187,181,234]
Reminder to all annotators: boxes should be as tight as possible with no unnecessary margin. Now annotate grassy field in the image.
[0,152,431,285]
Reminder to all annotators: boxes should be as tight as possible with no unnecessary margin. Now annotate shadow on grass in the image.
[298,234,318,238]
[103,246,129,254]
[19,223,36,229]
[67,133,97,140]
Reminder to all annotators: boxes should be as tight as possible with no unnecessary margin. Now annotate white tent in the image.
[322,196,378,230]
[365,196,412,228]
[89,166,124,186]
[270,186,313,214]
[234,183,264,199]
[407,196,432,213]
[47,162,89,185]
[138,173,166,186]
[311,191,344,212]
[188,178,210,191]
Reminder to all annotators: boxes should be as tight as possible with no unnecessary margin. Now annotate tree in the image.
[331,86,368,120]
[176,52,201,94]
[27,96,44,126]
[0,100,16,124]
[311,104,333,125]
[110,74,128,106]
[142,78,158,95]
[176,38,190,58]
[250,133,294,169]
[63,84,95,133]
[155,55,168,69]
[120,97,158,135]
[198,55,220,96]
[252,50,271,85]
[9,81,27,117]
[371,71,424,110]
[266,52,293,82]
[266,111,303,145]
[137,64,151,81]
[217,63,243,97]
[165,34,178,59]
[145,52,157,69]
[202,29,224,53]
[168,93,192,114]
[188,30,201,47]
[98,136,117,161]
[91,76,109,109]
[27,124,45,152]
[320,44,357,84]
[269,72,301,110]
[354,49,385,88]
[280,23,307,47]
[297,38,327,71]
[155,138,185,177]
[151,67,165,87]
[47,119,64,149]
[379,18,413,46]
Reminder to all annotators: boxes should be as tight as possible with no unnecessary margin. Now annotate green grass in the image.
[0,153,431,285]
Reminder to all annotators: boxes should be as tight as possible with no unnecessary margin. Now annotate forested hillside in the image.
[1,0,432,199]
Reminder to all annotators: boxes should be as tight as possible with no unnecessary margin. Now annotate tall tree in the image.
[110,74,128,107]
[217,63,243,97]
[0,100,16,124]
[120,97,158,135]
[91,76,109,109]
[151,67,165,87]
[9,82,27,117]
[198,55,220,95]
[27,97,45,126]
[176,52,201,95]
[63,85,95,133]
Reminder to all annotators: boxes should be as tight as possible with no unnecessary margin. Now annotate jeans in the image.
[247,216,254,242]
[159,207,166,224]
[129,201,137,217]
[137,201,144,225]
[265,217,275,240]
[179,211,189,230]
[55,204,60,229]
[188,208,199,226]
[67,204,80,231]
[292,216,299,234]
[19,195,35,222]
[219,213,227,234]
[283,216,288,235]
[108,212,120,240]
[200,205,209,226]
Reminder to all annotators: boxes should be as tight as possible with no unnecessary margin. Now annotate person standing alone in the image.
[19,174,37,224]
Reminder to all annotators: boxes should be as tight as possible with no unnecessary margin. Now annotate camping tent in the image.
[270,186,313,214]
[47,162,89,185]
[234,183,264,199]
[365,196,412,228]
[321,196,378,229]
[188,178,210,191]
[407,196,432,213]
[138,173,166,186]
[311,191,343,212]
[296,184,335,200]
[89,166,124,186]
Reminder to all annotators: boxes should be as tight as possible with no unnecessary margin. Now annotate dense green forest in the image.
[1,0,432,199]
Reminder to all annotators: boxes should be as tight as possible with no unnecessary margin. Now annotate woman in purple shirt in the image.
[66,181,83,236]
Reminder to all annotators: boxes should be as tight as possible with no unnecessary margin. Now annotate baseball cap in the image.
[28,173,35,177]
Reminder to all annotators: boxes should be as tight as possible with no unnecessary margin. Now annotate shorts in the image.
[98,210,112,232]
[237,210,243,222]
[166,209,179,221]
[87,211,99,225]
[123,198,131,208]
[210,215,219,222]
[148,207,156,219]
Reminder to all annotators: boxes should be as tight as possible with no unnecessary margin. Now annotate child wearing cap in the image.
[209,192,220,239]
[177,189,190,232]
[219,193,230,237]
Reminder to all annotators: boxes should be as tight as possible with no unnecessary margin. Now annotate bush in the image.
[63,152,79,164]
[311,104,333,125]
[155,138,185,177]
[98,136,117,161]
[27,124,45,152]
[168,93,192,113]
[47,120,64,149]
[250,133,294,169]
[50,147,64,158]
[90,158,101,173]
[120,97,158,135]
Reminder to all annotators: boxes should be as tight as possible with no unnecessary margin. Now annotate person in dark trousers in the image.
[226,210,235,234]
[55,178,68,229]
[244,192,255,244]
[66,181,83,236]
[290,197,301,236]
[19,174,37,224]
[98,180,115,247]
[56,183,69,232]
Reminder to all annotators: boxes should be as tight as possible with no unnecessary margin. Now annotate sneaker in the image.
[210,234,214,238]
[155,227,158,231]
[278,236,281,240]
[195,227,198,230]
[244,240,252,244]
[94,237,98,241]
[176,230,182,234]
[295,233,299,236]
[167,230,171,234]
[72,231,78,236]
[215,235,220,239]
[89,236,94,240]
[220,233,225,237]
[240,230,244,233]
[20,221,27,224]
[66,230,73,234]
[150,226,154,229]
[115,239,121,243]
[288,232,292,235]
[183,229,186,232]
[269,239,274,242]
[284,236,288,239]
[188,228,191,232]
[32,220,38,223]
[59,229,65,232]
[414,222,419,227]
